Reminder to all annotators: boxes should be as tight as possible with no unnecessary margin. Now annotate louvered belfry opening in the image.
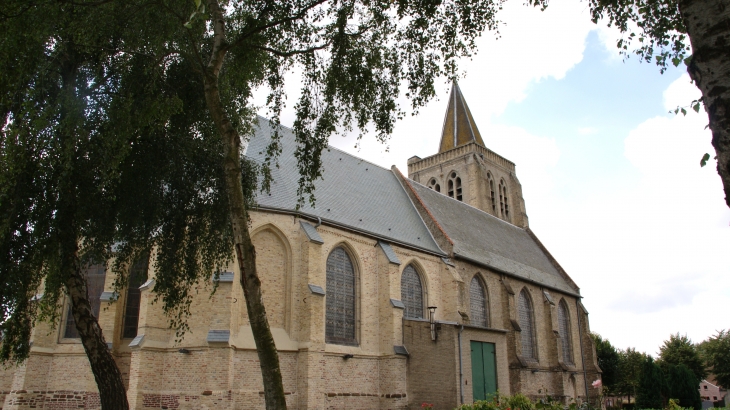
[518,290,536,361]
[325,247,357,345]
[469,276,488,327]
[64,264,107,338]
[123,254,150,339]
[448,172,462,201]
[558,300,574,365]
[499,181,506,218]
[489,176,496,213]
[401,264,424,319]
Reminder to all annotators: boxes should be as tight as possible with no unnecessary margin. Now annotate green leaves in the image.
[672,97,703,116]
[184,0,207,29]
[700,153,710,167]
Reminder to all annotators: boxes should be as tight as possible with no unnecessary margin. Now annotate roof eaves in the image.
[253,206,447,257]
[454,252,581,298]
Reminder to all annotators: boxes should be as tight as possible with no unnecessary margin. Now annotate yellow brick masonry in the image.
[1,211,599,409]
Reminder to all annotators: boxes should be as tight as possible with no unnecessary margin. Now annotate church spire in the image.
[438,81,485,153]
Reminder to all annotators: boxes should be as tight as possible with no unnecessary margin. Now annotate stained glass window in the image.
[122,255,149,339]
[401,265,424,319]
[518,289,536,360]
[470,276,488,327]
[325,247,357,345]
[558,300,574,365]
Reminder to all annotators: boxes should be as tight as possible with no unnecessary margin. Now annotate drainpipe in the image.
[576,299,589,401]
[315,216,322,228]
[458,324,465,404]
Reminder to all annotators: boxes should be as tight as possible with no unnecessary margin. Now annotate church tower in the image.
[407,82,529,228]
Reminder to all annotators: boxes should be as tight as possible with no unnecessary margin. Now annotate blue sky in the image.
[254,0,730,356]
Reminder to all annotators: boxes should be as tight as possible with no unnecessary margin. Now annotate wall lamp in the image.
[178,348,191,354]
[342,354,354,360]
[428,306,440,341]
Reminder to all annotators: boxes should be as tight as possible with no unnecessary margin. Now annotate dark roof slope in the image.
[408,180,579,295]
[246,117,443,255]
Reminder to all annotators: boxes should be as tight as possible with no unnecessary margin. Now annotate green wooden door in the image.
[470,341,497,401]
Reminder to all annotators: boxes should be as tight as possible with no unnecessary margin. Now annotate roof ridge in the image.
[392,168,454,247]
[408,176,526,231]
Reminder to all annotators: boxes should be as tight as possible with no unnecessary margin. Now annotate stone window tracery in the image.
[448,172,463,201]
[63,264,106,339]
[401,264,424,319]
[325,247,357,346]
[518,289,537,361]
[558,300,574,365]
[428,178,441,193]
[469,276,489,327]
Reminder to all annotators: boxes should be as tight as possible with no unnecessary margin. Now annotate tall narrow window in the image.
[448,172,462,201]
[498,180,511,221]
[558,300,574,365]
[499,180,506,218]
[64,264,107,339]
[428,178,441,193]
[488,174,496,213]
[518,289,537,360]
[326,247,357,345]
[469,276,488,327]
[401,265,424,319]
[122,255,149,339]
[502,183,510,220]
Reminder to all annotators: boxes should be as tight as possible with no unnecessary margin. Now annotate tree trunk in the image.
[58,57,130,410]
[679,0,730,208]
[202,1,287,409]
[61,244,130,410]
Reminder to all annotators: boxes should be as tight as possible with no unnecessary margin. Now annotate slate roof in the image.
[246,118,443,255]
[408,180,580,295]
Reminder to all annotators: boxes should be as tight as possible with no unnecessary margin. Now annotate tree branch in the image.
[250,43,329,58]
[225,0,328,52]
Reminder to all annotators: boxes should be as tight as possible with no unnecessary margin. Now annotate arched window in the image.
[326,247,357,345]
[401,264,424,319]
[518,289,537,360]
[499,180,509,220]
[428,178,441,193]
[448,172,462,201]
[558,300,574,365]
[64,264,107,338]
[469,276,489,327]
[488,174,496,213]
[122,254,149,339]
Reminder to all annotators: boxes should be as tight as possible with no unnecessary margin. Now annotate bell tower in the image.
[407,82,529,228]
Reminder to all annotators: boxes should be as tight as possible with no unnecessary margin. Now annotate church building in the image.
[0,83,601,409]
